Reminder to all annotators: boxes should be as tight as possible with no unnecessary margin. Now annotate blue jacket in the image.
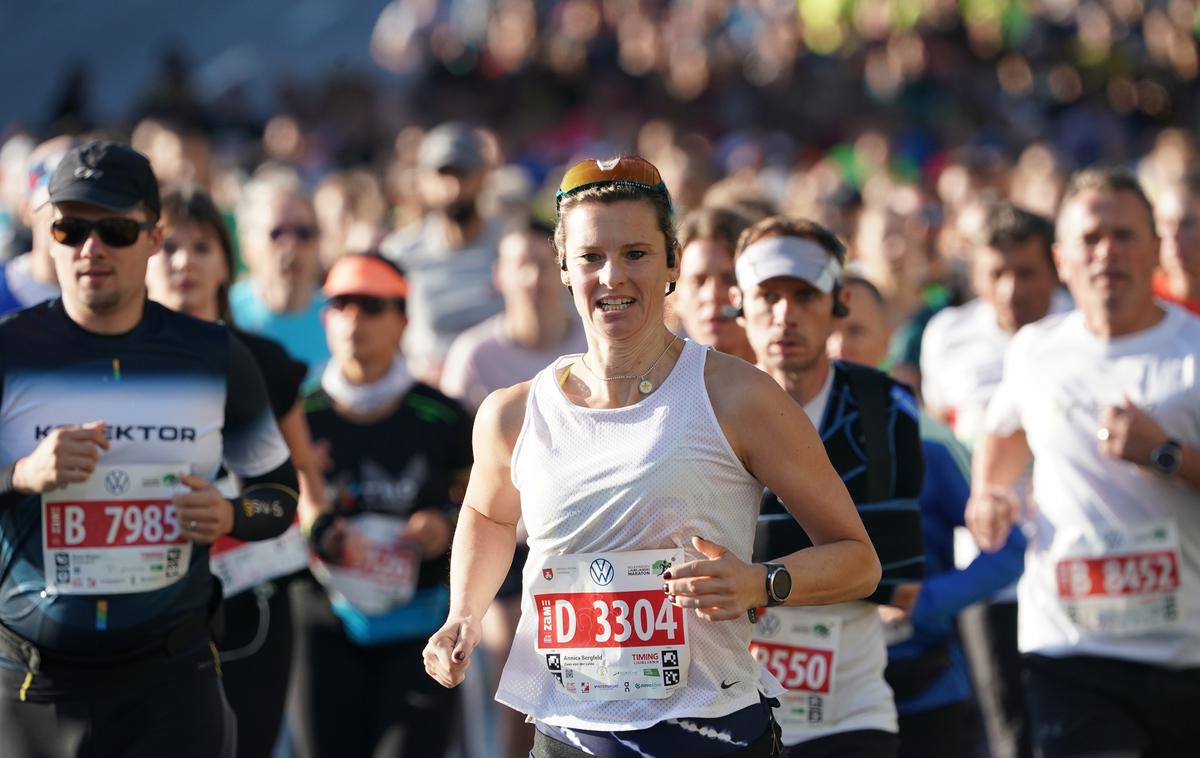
[887,414,1026,714]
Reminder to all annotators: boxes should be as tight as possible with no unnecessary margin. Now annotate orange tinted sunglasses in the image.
[555,156,673,214]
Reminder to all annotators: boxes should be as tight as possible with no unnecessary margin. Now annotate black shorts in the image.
[785,729,898,758]
[0,641,235,758]
[1024,653,1200,758]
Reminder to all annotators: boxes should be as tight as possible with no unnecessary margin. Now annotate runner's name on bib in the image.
[531,548,688,701]
[750,608,840,732]
[1055,520,1183,636]
[310,513,419,615]
[41,464,192,595]
[210,522,309,598]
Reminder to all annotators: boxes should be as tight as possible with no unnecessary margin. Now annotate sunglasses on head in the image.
[328,294,397,315]
[555,156,673,214]
[51,216,157,248]
[269,224,316,242]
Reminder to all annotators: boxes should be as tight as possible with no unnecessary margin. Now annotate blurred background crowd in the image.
[2,1,1199,757]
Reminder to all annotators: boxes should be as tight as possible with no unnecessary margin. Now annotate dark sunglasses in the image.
[51,216,157,248]
[328,295,397,315]
[269,224,317,242]
[555,156,673,215]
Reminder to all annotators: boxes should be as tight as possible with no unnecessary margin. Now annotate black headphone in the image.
[723,282,847,319]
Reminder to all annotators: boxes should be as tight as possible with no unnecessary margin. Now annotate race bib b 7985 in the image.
[42,464,192,595]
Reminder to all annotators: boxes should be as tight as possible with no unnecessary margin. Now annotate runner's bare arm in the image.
[966,430,1031,552]
[665,355,879,620]
[424,382,527,688]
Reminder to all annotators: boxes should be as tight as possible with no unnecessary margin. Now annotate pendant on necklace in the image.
[638,379,654,394]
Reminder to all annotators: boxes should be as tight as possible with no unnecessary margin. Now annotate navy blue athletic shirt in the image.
[0,299,295,657]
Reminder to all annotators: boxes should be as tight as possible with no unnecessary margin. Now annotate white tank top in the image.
[496,339,783,731]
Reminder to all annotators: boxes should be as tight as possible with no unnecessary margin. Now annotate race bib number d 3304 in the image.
[1055,520,1183,637]
[750,608,840,733]
[531,548,688,701]
[42,464,192,595]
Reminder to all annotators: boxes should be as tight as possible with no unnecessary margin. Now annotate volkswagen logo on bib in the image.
[589,558,615,586]
[104,469,131,496]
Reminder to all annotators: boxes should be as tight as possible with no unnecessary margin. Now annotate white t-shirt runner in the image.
[985,304,1200,666]
[922,292,1073,599]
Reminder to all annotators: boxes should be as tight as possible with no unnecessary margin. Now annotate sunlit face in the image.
[147,220,229,319]
[972,238,1058,334]
[496,230,560,310]
[740,275,835,374]
[828,283,889,367]
[675,238,750,356]
[323,296,407,369]
[559,200,677,342]
[1054,189,1158,329]
[1155,186,1200,280]
[50,202,162,316]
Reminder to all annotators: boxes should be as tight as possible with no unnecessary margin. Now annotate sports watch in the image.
[762,563,792,607]
[1149,439,1183,477]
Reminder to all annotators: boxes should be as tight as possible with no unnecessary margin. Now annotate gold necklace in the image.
[580,336,680,395]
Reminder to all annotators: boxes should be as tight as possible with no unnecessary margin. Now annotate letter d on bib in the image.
[555,599,577,644]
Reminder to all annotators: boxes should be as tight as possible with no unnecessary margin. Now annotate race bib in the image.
[210,522,309,598]
[750,608,840,732]
[310,513,419,615]
[531,548,689,701]
[1055,520,1183,637]
[42,465,192,595]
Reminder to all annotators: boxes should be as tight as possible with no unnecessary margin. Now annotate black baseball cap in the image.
[47,141,161,219]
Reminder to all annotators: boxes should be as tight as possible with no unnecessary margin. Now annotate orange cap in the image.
[323,254,409,299]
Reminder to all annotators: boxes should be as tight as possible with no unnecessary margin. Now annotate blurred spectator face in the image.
[146,220,229,320]
[419,166,485,219]
[972,238,1059,333]
[675,237,749,356]
[828,281,889,367]
[324,294,406,371]
[1155,185,1200,281]
[245,192,321,298]
[855,207,929,298]
[740,275,836,374]
[496,229,560,311]
[1055,189,1159,328]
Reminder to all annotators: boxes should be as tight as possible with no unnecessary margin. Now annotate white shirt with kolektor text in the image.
[985,304,1200,666]
[498,339,784,731]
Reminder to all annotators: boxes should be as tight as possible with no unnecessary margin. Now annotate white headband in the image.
[735,236,842,293]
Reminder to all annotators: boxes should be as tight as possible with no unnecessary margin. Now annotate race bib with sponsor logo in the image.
[1055,520,1183,637]
[531,548,689,701]
[209,522,309,598]
[750,609,840,732]
[41,464,191,595]
[310,513,419,615]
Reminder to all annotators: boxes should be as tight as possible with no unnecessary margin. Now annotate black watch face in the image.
[772,567,792,601]
[1155,448,1179,472]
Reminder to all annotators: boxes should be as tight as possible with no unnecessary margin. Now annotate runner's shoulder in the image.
[476,380,532,451]
[702,348,786,419]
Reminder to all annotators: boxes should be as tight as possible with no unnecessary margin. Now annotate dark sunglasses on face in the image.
[50,216,157,248]
[269,224,317,242]
[328,294,395,315]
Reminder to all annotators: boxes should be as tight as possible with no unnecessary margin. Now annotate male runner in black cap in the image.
[0,140,299,758]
